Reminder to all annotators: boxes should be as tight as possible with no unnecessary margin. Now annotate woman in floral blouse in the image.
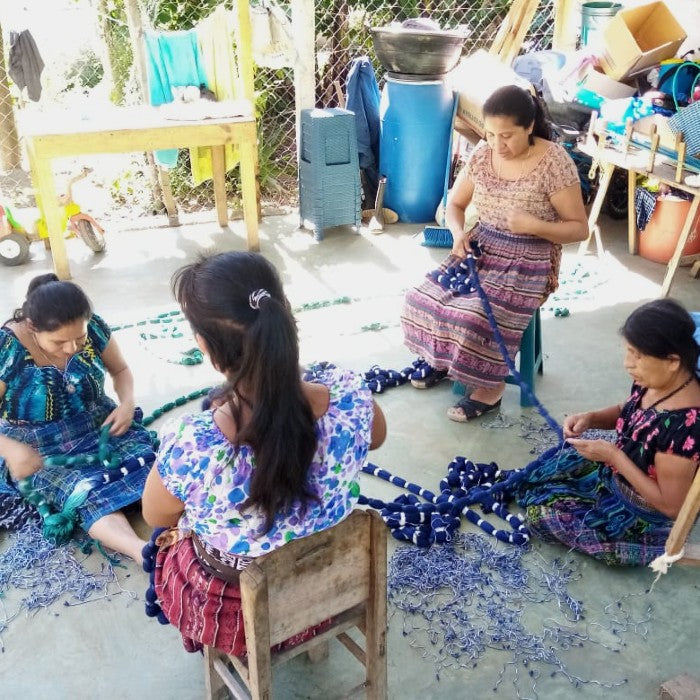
[515,299,700,565]
[141,251,386,654]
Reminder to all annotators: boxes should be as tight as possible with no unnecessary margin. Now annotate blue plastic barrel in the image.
[379,78,455,223]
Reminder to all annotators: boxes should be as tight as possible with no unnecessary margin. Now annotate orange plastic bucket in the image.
[638,196,700,265]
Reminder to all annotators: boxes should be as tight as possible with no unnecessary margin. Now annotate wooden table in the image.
[21,106,259,279]
[577,137,700,297]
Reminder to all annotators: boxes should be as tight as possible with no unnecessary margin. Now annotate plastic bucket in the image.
[638,197,700,264]
[580,2,621,49]
[379,78,454,223]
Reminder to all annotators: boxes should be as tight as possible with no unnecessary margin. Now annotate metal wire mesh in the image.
[0,0,556,232]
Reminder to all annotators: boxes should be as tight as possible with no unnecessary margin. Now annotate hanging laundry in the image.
[634,186,657,232]
[144,29,209,168]
[191,5,241,186]
[250,1,294,69]
[346,57,381,205]
[8,30,45,102]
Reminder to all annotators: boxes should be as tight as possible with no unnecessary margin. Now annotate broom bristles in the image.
[422,227,454,248]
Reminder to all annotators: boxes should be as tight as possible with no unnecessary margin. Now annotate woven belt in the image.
[191,534,252,584]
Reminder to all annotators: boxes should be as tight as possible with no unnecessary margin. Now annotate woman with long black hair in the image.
[142,251,386,654]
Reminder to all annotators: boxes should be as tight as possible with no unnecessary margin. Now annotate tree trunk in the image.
[0,22,21,171]
[95,0,117,102]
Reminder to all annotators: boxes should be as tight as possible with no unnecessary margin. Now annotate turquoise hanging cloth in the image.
[144,30,209,167]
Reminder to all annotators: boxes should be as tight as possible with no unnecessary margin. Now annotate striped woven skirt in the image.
[155,534,331,656]
[401,223,559,389]
[513,452,672,566]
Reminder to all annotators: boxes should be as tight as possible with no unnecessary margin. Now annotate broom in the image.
[422,98,459,248]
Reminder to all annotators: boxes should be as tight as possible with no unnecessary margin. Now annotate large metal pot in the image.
[370,26,466,79]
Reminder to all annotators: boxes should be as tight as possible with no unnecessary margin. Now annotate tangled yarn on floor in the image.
[0,523,133,644]
[389,532,636,693]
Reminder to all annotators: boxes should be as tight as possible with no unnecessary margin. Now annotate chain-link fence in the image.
[0,0,557,235]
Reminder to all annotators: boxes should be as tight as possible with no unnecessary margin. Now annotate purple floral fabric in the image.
[156,367,373,556]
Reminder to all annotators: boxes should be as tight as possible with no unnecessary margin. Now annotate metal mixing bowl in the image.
[370,27,467,78]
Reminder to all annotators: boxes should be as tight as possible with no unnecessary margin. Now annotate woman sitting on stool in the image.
[142,251,386,655]
[402,85,588,421]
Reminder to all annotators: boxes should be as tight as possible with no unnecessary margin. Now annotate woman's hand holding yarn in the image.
[103,399,136,436]
[566,438,617,465]
[450,229,471,258]
[562,412,591,439]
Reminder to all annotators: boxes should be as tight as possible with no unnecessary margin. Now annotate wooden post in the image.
[490,0,541,65]
[552,0,578,52]
[123,0,180,225]
[0,22,21,171]
[291,0,316,153]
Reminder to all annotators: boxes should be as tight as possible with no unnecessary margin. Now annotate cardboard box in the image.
[448,50,533,137]
[578,66,636,100]
[634,113,678,151]
[599,2,686,81]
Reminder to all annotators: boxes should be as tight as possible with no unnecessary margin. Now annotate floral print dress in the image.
[156,366,374,557]
[616,383,700,480]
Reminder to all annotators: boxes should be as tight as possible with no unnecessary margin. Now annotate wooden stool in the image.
[453,308,544,408]
[203,509,388,699]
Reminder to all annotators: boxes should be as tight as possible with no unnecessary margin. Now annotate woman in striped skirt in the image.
[401,85,588,421]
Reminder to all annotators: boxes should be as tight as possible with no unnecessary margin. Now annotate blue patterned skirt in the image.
[0,400,155,531]
[513,450,672,566]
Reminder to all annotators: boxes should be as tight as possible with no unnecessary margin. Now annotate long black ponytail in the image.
[172,252,318,531]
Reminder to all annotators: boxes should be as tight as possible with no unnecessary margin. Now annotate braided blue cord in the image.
[358,457,534,547]
[462,254,564,442]
[142,527,169,625]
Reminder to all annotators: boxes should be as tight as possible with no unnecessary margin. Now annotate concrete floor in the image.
[1,212,698,699]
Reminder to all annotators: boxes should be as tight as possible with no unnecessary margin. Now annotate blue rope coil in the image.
[142,527,169,625]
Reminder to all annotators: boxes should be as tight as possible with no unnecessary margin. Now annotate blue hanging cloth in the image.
[144,30,209,167]
[345,56,381,205]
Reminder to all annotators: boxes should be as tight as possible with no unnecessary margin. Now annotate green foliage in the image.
[63,50,105,92]
[148,0,224,29]
[101,0,133,104]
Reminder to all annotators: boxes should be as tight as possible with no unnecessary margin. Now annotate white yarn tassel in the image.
[648,549,685,589]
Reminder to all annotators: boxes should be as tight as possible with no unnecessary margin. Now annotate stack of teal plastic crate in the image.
[299,108,361,241]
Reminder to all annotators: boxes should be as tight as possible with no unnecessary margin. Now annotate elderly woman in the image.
[515,299,700,565]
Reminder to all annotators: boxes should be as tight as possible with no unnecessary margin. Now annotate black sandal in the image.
[410,369,448,389]
[447,396,501,423]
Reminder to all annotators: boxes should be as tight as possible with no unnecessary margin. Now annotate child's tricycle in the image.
[0,204,31,266]
[0,167,106,267]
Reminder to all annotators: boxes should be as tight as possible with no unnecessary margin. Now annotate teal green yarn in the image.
[17,476,96,545]
[140,387,213,427]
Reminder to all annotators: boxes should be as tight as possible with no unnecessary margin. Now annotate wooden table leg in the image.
[660,194,700,298]
[578,160,613,257]
[239,136,259,251]
[30,152,71,280]
[627,168,638,254]
[158,167,180,227]
[211,145,229,227]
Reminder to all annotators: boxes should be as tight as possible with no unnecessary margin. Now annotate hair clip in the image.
[249,289,271,310]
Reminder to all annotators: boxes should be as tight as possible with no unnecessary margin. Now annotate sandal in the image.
[447,396,502,423]
[411,369,448,389]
